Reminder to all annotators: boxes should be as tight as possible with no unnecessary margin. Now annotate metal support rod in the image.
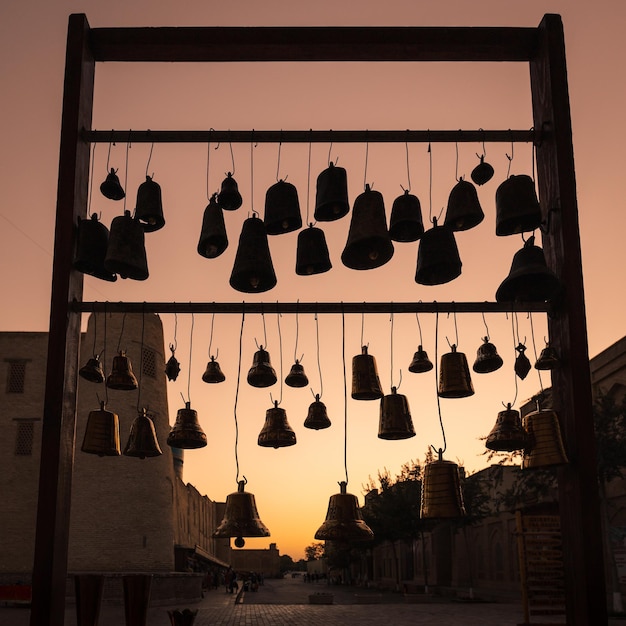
[84,128,541,145]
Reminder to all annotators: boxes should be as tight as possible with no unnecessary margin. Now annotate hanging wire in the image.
[363,131,369,190]
[509,310,520,406]
[91,303,99,358]
[136,306,146,412]
[360,306,365,348]
[103,302,109,406]
[233,310,245,484]
[531,132,536,183]
[478,128,486,159]
[404,132,412,192]
[432,310,447,455]
[205,129,214,202]
[87,142,96,217]
[390,307,395,389]
[187,312,195,404]
[116,313,127,354]
[145,132,154,178]
[275,130,283,182]
[455,139,460,182]
[314,308,323,399]
[341,304,349,485]
[261,307,268,348]
[306,131,313,225]
[274,308,284,406]
[327,131,333,165]
[293,300,300,363]
[105,130,114,173]
[481,311,491,341]
[250,131,257,216]
[528,312,544,393]
[428,136,433,222]
[228,130,235,175]
[506,130,514,178]
[170,312,178,353]
[208,309,216,356]
[445,308,460,348]
[415,309,424,346]
[123,132,131,214]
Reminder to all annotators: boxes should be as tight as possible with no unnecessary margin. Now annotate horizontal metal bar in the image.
[73,301,552,315]
[84,129,540,145]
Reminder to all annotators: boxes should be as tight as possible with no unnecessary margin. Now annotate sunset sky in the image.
[1,1,625,561]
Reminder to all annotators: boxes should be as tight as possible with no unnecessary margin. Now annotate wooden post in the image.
[29,14,92,626]
[530,14,607,624]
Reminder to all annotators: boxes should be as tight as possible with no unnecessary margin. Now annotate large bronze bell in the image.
[258,401,297,448]
[229,215,277,293]
[389,190,424,242]
[247,346,277,388]
[73,214,117,282]
[415,218,462,285]
[295,224,332,276]
[444,178,484,232]
[315,481,374,542]
[421,452,466,519]
[217,172,243,211]
[438,345,474,398]
[167,401,207,449]
[522,408,568,469]
[123,408,163,459]
[264,180,302,235]
[496,236,561,303]
[106,351,138,390]
[378,387,415,440]
[314,162,350,222]
[165,346,181,382]
[135,175,165,232]
[285,360,308,388]
[100,168,125,200]
[472,337,504,374]
[202,356,226,383]
[495,174,542,236]
[104,210,149,281]
[213,480,271,548]
[81,401,121,456]
[79,355,105,383]
[535,344,559,370]
[351,346,383,400]
[485,403,527,452]
[197,193,228,259]
[304,394,331,430]
[341,185,394,270]
[408,345,434,373]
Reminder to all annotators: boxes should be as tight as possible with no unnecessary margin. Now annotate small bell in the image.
[217,172,243,211]
[295,224,332,276]
[258,401,297,448]
[247,346,277,388]
[522,407,568,469]
[408,345,434,374]
[167,401,207,449]
[104,210,149,281]
[470,155,494,186]
[197,193,228,258]
[443,178,484,232]
[438,345,474,398]
[73,214,117,282]
[285,360,309,388]
[485,403,527,452]
[304,395,331,430]
[495,174,542,236]
[535,344,559,370]
[415,218,462,285]
[514,343,532,380]
[81,401,121,456]
[79,355,105,384]
[472,337,504,374]
[389,190,424,242]
[106,351,138,391]
[100,168,125,201]
[314,162,350,222]
[378,387,416,440]
[420,451,466,520]
[165,345,181,382]
[202,356,226,383]
[135,175,165,232]
[315,481,374,542]
[123,408,163,459]
[264,180,302,234]
[351,346,383,400]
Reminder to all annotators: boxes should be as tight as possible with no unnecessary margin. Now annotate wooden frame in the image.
[31,13,606,625]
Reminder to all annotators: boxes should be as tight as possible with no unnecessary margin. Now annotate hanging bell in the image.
[420,452,466,519]
[73,214,117,282]
[304,394,331,430]
[135,175,165,232]
[496,236,561,302]
[438,345,474,398]
[167,401,207,449]
[415,218,462,285]
[106,351,139,391]
[295,224,332,276]
[258,401,297,448]
[229,215,277,293]
[247,346,277,388]
[408,345,434,374]
[285,360,309,388]
[81,401,121,456]
[100,168,126,201]
[202,355,226,383]
[444,178,484,232]
[217,172,243,211]
[535,344,559,370]
[79,355,105,384]
[470,155,494,186]
[165,345,181,382]
[472,337,504,374]
[315,481,374,542]
[264,180,302,235]
[522,407,568,469]
[341,185,394,270]
[495,174,542,236]
[123,408,163,459]
[514,343,532,380]
[104,210,149,281]
[485,403,527,452]
[351,346,383,400]
[378,387,415,440]
[389,190,424,242]
[197,193,228,258]
[314,162,350,222]
[213,480,271,547]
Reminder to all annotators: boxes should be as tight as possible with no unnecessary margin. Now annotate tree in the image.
[304,542,325,561]
[279,554,295,573]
